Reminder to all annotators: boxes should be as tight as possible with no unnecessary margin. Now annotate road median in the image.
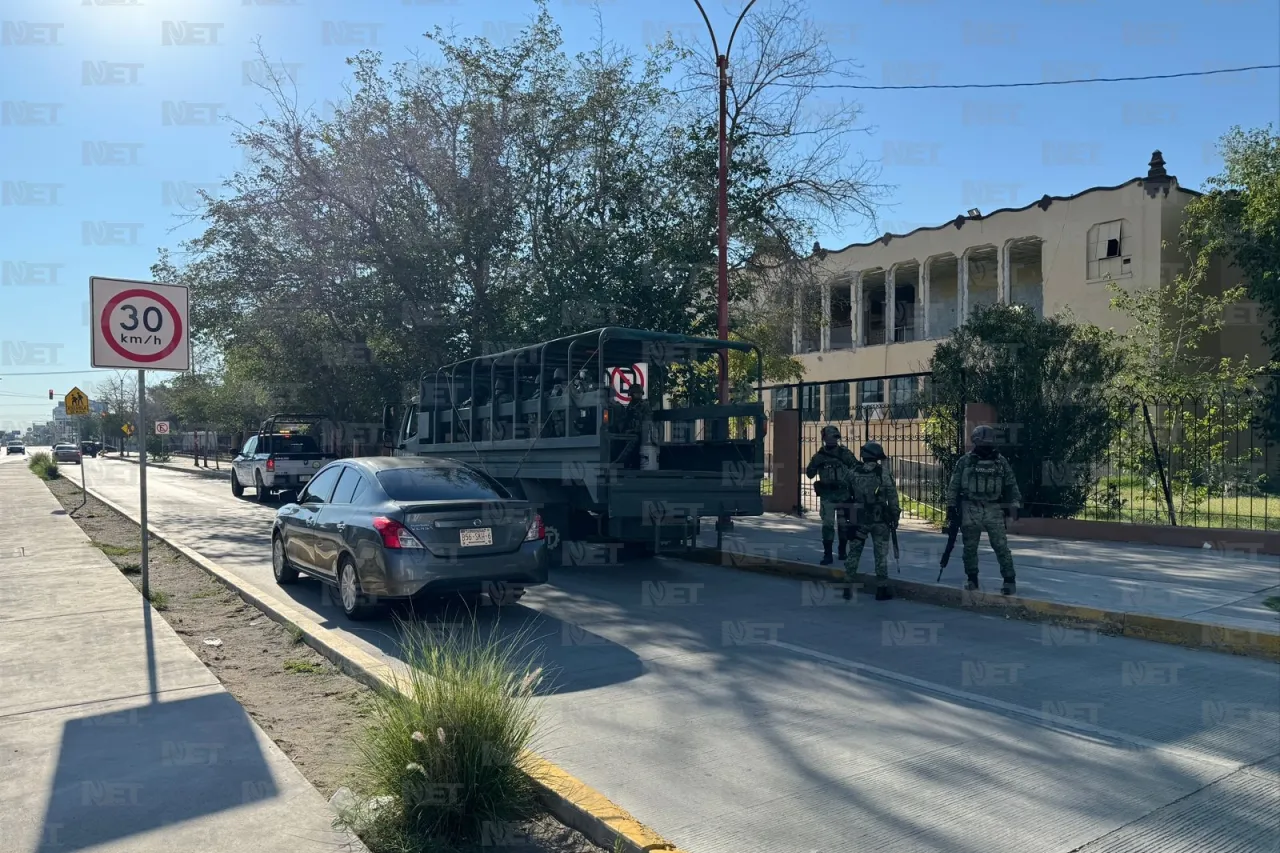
[683,546,1280,662]
[79,481,692,853]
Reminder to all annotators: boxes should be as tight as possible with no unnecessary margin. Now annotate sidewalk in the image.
[103,453,231,480]
[0,462,364,853]
[696,512,1280,637]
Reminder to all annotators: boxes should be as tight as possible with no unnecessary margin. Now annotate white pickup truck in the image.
[231,416,339,502]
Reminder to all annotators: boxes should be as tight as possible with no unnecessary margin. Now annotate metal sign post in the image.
[90,276,191,607]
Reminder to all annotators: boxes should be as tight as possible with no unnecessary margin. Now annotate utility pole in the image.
[694,0,757,406]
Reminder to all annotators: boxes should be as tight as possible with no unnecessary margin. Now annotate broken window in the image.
[966,247,999,316]
[926,255,959,339]
[1009,238,1045,317]
[892,263,920,342]
[829,276,853,349]
[1087,219,1132,281]
[798,285,822,353]
[860,269,887,345]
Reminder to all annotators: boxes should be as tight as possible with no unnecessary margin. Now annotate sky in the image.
[1,0,1278,431]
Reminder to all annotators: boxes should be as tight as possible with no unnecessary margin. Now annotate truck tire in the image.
[231,470,244,498]
[255,472,271,503]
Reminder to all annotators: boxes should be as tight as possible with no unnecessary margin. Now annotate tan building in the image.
[774,151,1261,420]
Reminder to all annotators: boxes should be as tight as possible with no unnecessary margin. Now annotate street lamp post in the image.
[694,0,757,406]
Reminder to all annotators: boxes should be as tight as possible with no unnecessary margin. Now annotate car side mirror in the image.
[380,428,395,448]
[279,489,299,505]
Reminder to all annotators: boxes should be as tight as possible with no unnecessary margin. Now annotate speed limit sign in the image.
[90,277,190,372]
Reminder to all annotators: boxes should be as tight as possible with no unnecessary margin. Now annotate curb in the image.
[104,455,231,480]
[683,547,1280,662]
[79,483,691,853]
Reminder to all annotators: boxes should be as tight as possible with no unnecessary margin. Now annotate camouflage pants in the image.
[843,523,891,580]
[961,502,1015,581]
[818,496,847,540]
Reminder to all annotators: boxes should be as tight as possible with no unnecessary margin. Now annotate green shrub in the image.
[28,452,59,480]
[341,616,544,849]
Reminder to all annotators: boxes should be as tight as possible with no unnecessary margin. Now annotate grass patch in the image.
[284,659,325,675]
[27,451,59,480]
[336,615,544,850]
[284,622,305,645]
[117,561,141,575]
[1264,597,1280,613]
[93,541,139,557]
[148,589,170,611]
[190,586,223,599]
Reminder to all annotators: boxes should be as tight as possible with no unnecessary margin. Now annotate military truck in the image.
[382,327,766,562]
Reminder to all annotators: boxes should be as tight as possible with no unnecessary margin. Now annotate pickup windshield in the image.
[264,434,320,454]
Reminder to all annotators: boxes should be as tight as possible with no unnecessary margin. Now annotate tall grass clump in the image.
[28,451,59,480]
[341,615,546,850]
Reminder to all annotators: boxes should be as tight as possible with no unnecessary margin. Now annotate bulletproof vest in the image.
[850,463,885,508]
[963,454,1005,502]
[814,449,846,485]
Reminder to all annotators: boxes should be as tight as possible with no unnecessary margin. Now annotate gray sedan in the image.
[270,456,549,619]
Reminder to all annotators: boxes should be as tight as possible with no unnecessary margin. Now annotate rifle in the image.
[937,504,961,582]
[891,527,900,573]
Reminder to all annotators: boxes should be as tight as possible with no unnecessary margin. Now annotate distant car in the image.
[270,456,548,620]
[80,441,101,457]
[5,443,23,455]
[52,444,82,464]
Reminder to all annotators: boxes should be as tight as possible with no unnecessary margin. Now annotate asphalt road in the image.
[70,455,1280,853]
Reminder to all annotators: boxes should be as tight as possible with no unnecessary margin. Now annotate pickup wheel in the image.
[254,471,271,503]
[231,470,244,498]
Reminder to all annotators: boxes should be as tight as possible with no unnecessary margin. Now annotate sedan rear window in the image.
[376,466,509,502]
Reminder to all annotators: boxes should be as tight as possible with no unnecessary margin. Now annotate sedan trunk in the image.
[400,500,532,558]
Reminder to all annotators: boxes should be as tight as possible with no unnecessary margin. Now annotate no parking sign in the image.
[608,363,648,404]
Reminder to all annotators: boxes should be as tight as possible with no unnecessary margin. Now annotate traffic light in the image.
[48,389,54,400]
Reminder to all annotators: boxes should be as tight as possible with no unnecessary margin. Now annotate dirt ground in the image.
[45,476,606,853]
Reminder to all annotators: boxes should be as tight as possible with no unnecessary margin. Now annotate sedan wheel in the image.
[272,535,298,584]
[338,559,372,620]
[488,582,526,607]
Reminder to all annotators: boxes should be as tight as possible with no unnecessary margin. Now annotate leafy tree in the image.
[1176,125,1280,435]
[923,304,1125,518]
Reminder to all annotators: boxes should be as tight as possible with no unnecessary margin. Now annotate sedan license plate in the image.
[459,528,493,547]
[299,475,312,482]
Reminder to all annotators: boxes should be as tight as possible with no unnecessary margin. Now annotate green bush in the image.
[340,615,544,849]
[28,451,59,480]
[146,436,172,462]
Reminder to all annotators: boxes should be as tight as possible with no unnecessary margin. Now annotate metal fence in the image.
[770,378,1279,532]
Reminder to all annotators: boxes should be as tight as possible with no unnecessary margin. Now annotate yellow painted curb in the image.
[82,484,693,853]
[685,547,1279,662]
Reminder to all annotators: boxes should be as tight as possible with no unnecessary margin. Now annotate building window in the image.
[889,377,919,419]
[826,382,850,420]
[801,384,822,422]
[856,379,885,417]
[772,386,793,411]
[1087,219,1132,281]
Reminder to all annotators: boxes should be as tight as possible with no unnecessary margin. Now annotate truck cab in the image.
[383,327,766,560]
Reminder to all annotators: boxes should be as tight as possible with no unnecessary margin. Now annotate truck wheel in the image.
[231,471,244,498]
[255,472,271,503]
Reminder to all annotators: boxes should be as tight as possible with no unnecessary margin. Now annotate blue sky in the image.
[1,0,1277,430]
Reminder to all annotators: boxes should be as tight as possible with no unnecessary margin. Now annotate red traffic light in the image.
[48,389,54,400]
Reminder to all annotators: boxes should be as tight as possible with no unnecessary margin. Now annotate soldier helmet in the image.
[552,368,566,382]
[820,425,840,441]
[971,424,997,447]
[860,440,886,460]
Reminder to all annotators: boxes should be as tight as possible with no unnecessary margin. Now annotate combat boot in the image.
[1001,580,1016,596]
[875,583,893,601]
[820,540,833,565]
[964,575,980,591]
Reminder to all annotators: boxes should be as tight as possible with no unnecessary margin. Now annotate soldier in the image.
[547,368,568,437]
[841,440,900,600]
[488,377,513,440]
[946,424,1021,595]
[805,426,858,565]
[611,382,652,468]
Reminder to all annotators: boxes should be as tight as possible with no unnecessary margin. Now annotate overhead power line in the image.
[798,64,1280,91]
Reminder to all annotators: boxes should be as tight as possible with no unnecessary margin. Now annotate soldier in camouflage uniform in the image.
[842,440,900,600]
[612,382,652,468]
[487,377,513,440]
[805,426,858,565]
[547,369,568,437]
[946,424,1022,595]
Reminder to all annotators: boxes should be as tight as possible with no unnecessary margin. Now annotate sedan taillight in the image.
[525,513,545,542]
[373,516,424,550]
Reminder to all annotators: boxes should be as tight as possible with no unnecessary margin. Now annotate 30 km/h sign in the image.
[90,277,190,372]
